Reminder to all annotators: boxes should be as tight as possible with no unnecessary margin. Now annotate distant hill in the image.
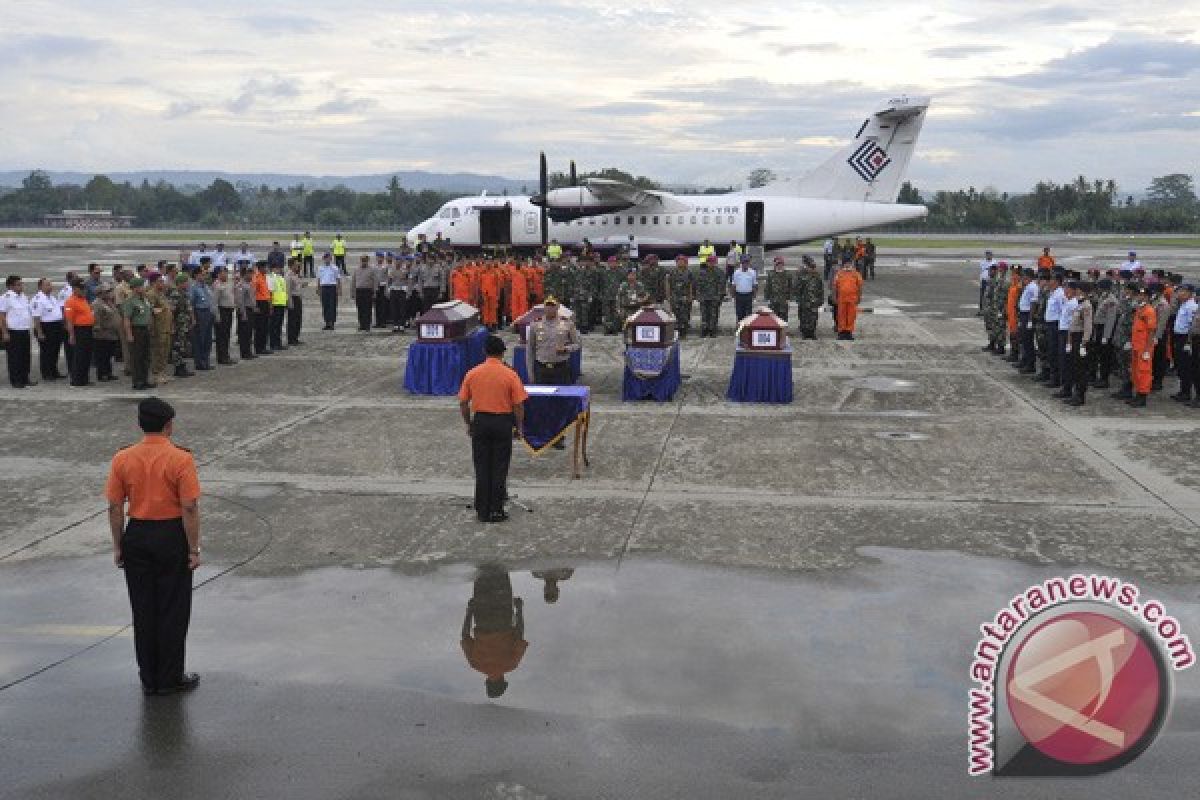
[0,169,534,195]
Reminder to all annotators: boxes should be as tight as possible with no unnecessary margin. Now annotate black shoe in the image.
[1052,388,1072,398]
[1126,395,1147,407]
[149,672,200,696]
[1065,396,1085,406]
[488,511,510,523]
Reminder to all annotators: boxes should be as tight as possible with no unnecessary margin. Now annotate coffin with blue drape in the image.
[402,325,490,395]
[622,342,681,402]
[522,385,590,453]
[726,346,793,404]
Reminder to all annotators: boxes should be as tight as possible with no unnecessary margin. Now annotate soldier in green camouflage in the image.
[638,255,665,305]
[764,256,792,321]
[616,270,646,318]
[694,255,725,337]
[793,256,824,339]
[543,261,566,308]
[1110,280,1138,399]
[981,264,1000,352]
[601,257,626,334]
[572,258,597,333]
[167,273,194,378]
[666,255,695,337]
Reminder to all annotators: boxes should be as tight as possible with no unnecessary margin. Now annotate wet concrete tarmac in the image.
[2,235,1200,797]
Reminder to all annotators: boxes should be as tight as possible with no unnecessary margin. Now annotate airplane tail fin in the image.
[749,96,930,203]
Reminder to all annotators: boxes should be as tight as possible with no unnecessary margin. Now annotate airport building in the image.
[43,209,136,229]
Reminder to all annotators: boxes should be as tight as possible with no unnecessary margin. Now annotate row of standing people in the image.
[981,262,1199,408]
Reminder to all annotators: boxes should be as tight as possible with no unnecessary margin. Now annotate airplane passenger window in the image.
[690,216,696,225]
[589,219,595,225]
[652,216,659,224]
[703,216,710,224]
[640,216,647,225]
[613,216,621,225]
[451,208,460,219]
[678,216,684,225]
[601,218,607,225]
[627,216,634,225]
[727,216,734,224]
[665,216,671,225]
[438,209,451,219]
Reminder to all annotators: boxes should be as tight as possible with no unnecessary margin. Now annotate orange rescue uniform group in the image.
[449,259,545,329]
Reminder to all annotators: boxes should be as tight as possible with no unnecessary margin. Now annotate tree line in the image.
[0,168,1196,233]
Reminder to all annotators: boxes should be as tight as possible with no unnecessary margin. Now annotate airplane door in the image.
[745,202,765,246]
[524,211,537,236]
[478,205,512,246]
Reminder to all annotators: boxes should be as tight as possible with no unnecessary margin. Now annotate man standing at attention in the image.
[1,275,35,388]
[459,336,528,524]
[832,260,864,340]
[106,397,202,696]
[317,252,342,330]
[729,255,758,323]
[331,233,348,275]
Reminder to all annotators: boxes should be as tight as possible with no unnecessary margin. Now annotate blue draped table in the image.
[622,342,681,402]
[726,346,794,404]
[402,325,490,395]
[522,385,591,479]
[512,344,583,384]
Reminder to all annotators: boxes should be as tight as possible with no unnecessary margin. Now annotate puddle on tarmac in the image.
[848,376,919,393]
[874,431,931,441]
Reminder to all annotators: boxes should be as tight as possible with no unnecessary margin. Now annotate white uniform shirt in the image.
[211,250,228,268]
[1044,286,1065,322]
[1018,281,1039,312]
[730,268,757,293]
[1125,259,1142,271]
[627,238,639,258]
[30,291,64,323]
[189,250,207,266]
[979,258,996,282]
[0,289,34,330]
[317,263,341,286]
[1058,296,1077,331]
[824,238,834,255]
[233,249,255,266]
[1174,297,1198,335]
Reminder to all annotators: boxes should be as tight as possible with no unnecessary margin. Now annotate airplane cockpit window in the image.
[451,208,461,219]
[438,207,452,219]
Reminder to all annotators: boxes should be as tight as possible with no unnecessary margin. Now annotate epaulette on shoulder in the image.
[116,443,134,452]
[173,444,193,454]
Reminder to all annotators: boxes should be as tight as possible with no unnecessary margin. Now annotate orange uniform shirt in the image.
[509,268,529,319]
[1006,281,1020,333]
[252,272,270,301]
[105,434,201,520]
[1037,255,1055,269]
[1131,304,1157,352]
[461,632,528,679]
[63,295,95,326]
[458,356,528,413]
[833,269,863,304]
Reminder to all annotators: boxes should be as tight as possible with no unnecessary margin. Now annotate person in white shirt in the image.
[30,278,66,380]
[1039,273,1065,385]
[1054,280,1078,393]
[1016,268,1040,373]
[1170,284,1197,403]
[211,244,228,269]
[1124,251,1141,272]
[233,243,255,268]
[0,275,36,387]
[977,250,996,314]
[729,255,758,322]
[627,234,639,263]
[189,244,208,268]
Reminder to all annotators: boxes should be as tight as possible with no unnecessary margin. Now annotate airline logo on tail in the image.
[847,139,891,183]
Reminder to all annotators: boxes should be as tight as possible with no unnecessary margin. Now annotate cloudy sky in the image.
[3,0,1199,193]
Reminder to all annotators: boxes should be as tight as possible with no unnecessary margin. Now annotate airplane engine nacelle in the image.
[534,187,634,222]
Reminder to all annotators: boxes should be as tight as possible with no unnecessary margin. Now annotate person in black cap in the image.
[458,336,528,523]
[1091,278,1119,388]
[105,397,202,696]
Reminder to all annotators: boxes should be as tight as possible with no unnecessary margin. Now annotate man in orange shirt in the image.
[1128,286,1157,408]
[252,262,272,354]
[461,564,527,698]
[1005,269,1022,362]
[1037,247,1055,270]
[450,262,473,305]
[63,278,96,386]
[106,397,202,696]
[832,261,864,340]
[509,262,530,322]
[479,265,500,330]
[459,335,528,522]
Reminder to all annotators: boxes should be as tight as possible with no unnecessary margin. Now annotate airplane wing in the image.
[583,178,692,213]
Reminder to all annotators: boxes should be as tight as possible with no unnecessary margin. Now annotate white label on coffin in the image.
[752,330,777,348]
[420,323,445,339]
[635,325,661,343]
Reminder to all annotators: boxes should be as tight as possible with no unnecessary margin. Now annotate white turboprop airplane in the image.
[406,95,930,256]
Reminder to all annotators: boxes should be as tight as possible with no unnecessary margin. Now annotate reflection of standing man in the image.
[531,568,575,604]
[461,564,527,698]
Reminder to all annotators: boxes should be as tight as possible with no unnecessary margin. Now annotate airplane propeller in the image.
[570,160,577,187]
[539,151,549,247]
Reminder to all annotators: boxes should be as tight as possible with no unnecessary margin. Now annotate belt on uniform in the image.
[536,360,568,368]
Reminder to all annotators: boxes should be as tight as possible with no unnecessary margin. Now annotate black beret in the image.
[1097,278,1113,289]
[1067,280,1081,290]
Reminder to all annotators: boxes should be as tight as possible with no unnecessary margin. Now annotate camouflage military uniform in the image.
[167,283,193,369]
[601,265,625,334]
[1111,290,1135,396]
[694,264,725,336]
[543,264,566,305]
[616,280,646,318]
[764,268,792,321]
[147,285,173,384]
[638,262,664,304]
[793,266,824,339]
[666,266,695,335]
[572,263,596,332]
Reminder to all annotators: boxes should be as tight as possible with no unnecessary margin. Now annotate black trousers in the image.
[216,307,234,362]
[319,286,338,328]
[533,360,572,386]
[734,291,753,322]
[355,289,374,331]
[1018,312,1035,370]
[471,412,514,521]
[70,325,94,385]
[193,308,214,368]
[1173,333,1194,397]
[1064,331,1086,397]
[978,280,988,311]
[94,337,117,379]
[40,320,64,378]
[389,290,408,328]
[5,329,32,386]
[334,254,346,274]
[130,326,151,386]
[121,518,192,691]
[1153,332,1170,385]
[303,254,315,278]
[269,305,286,349]
[287,297,303,344]
[422,287,440,311]
[1092,324,1112,381]
[374,287,389,327]
[1043,326,1060,379]
[254,300,271,352]
[237,312,253,357]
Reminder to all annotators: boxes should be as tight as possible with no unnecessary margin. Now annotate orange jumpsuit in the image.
[450,267,472,304]
[1006,280,1020,335]
[1130,302,1157,395]
[832,268,863,334]
[479,268,500,328]
[509,266,529,320]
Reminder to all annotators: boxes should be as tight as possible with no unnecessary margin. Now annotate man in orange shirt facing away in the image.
[479,265,500,330]
[459,335,528,522]
[252,262,272,354]
[63,278,96,386]
[1005,269,1022,361]
[106,397,202,696]
[832,261,864,340]
[1037,247,1055,271]
[509,262,530,322]
[461,564,527,698]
